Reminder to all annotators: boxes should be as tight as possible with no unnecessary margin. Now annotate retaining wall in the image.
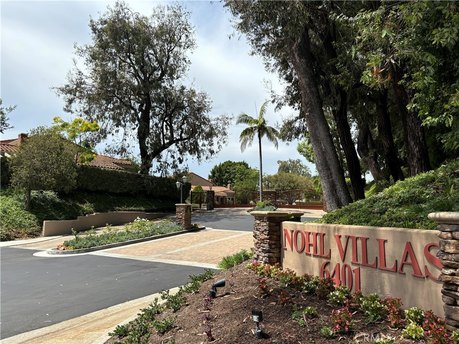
[42,211,169,236]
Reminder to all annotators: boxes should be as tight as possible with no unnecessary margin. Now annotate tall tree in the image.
[208,160,254,187]
[237,101,279,201]
[227,1,352,210]
[57,2,229,175]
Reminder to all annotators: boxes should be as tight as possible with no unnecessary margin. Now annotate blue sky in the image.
[1,0,315,178]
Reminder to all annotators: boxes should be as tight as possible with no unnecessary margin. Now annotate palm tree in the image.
[237,101,279,201]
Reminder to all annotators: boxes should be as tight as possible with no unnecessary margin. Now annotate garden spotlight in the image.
[252,309,263,339]
[209,279,225,298]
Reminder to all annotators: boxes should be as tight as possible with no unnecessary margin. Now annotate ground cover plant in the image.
[106,255,459,344]
[320,159,459,229]
[0,189,175,241]
[59,219,182,250]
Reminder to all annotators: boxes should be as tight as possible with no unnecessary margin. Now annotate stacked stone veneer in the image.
[251,211,303,264]
[429,212,459,329]
[176,204,192,230]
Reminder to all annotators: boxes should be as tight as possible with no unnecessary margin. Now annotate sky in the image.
[1,0,315,179]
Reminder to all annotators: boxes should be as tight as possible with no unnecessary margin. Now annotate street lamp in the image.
[176,175,188,203]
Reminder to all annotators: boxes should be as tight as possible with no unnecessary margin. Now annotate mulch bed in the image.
[107,263,428,344]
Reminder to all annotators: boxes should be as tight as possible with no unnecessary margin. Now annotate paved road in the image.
[192,209,254,231]
[0,247,208,339]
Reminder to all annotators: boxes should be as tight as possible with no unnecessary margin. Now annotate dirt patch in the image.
[106,263,435,344]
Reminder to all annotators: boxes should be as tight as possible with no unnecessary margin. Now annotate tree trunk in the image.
[357,121,387,182]
[391,69,431,176]
[290,27,352,211]
[258,132,263,202]
[375,89,404,182]
[138,104,152,175]
[332,90,365,200]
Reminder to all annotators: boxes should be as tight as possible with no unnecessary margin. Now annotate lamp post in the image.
[176,175,188,203]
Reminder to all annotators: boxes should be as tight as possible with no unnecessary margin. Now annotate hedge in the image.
[76,165,190,200]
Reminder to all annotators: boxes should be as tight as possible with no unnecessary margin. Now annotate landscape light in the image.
[176,176,188,203]
[209,279,225,298]
[252,309,263,339]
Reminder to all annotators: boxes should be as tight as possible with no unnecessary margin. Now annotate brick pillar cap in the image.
[175,203,191,206]
[250,210,304,217]
[428,212,459,224]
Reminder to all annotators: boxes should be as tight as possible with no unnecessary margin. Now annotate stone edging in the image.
[47,227,204,255]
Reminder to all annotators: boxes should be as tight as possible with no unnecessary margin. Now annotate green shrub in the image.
[360,293,386,323]
[320,159,459,229]
[217,249,252,269]
[62,219,181,250]
[328,285,351,307]
[251,200,277,211]
[404,307,424,325]
[402,321,425,340]
[320,326,335,338]
[152,317,176,335]
[0,192,40,240]
[77,165,189,200]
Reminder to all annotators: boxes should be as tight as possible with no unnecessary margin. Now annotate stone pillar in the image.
[428,212,459,329]
[250,211,304,264]
[206,190,215,210]
[176,204,192,230]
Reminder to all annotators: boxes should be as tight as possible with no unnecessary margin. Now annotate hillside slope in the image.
[320,159,459,229]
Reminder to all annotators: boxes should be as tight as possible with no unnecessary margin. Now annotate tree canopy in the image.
[277,159,311,177]
[57,2,229,175]
[10,128,78,209]
[226,0,459,210]
[208,160,253,187]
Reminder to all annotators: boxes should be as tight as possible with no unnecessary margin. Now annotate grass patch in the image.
[61,219,181,250]
[217,249,253,269]
[320,159,459,229]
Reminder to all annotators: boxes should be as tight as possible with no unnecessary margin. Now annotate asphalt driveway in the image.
[192,208,254,231]
[0,247,208,339]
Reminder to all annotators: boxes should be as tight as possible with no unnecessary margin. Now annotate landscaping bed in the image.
[106,255,457,344]
[56,219,189,251]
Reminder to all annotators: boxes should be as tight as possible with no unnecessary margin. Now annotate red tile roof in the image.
[0,134,135,171]
[87,154,135,171]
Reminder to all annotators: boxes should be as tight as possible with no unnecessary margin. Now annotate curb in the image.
[0,287,181,344]
[47,227,205,255]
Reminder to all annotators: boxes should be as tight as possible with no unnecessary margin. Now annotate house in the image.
[188,171,235,205]
[0,133,135,172]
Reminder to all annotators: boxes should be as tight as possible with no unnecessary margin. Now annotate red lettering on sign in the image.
[399,242,424,278]
[350,236,359,264]
[377,238,397,272]
[304,231,313,255]
[359,237,378,268]
[283,228,294,251]
[294,230,306,254]
[334,234,350,262]
[318,232,331,259]
[424,243,443,281]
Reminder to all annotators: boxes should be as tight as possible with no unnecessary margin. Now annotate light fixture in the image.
[209,279,225,298]
[176,175,188,203]
[252,309,263,339]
